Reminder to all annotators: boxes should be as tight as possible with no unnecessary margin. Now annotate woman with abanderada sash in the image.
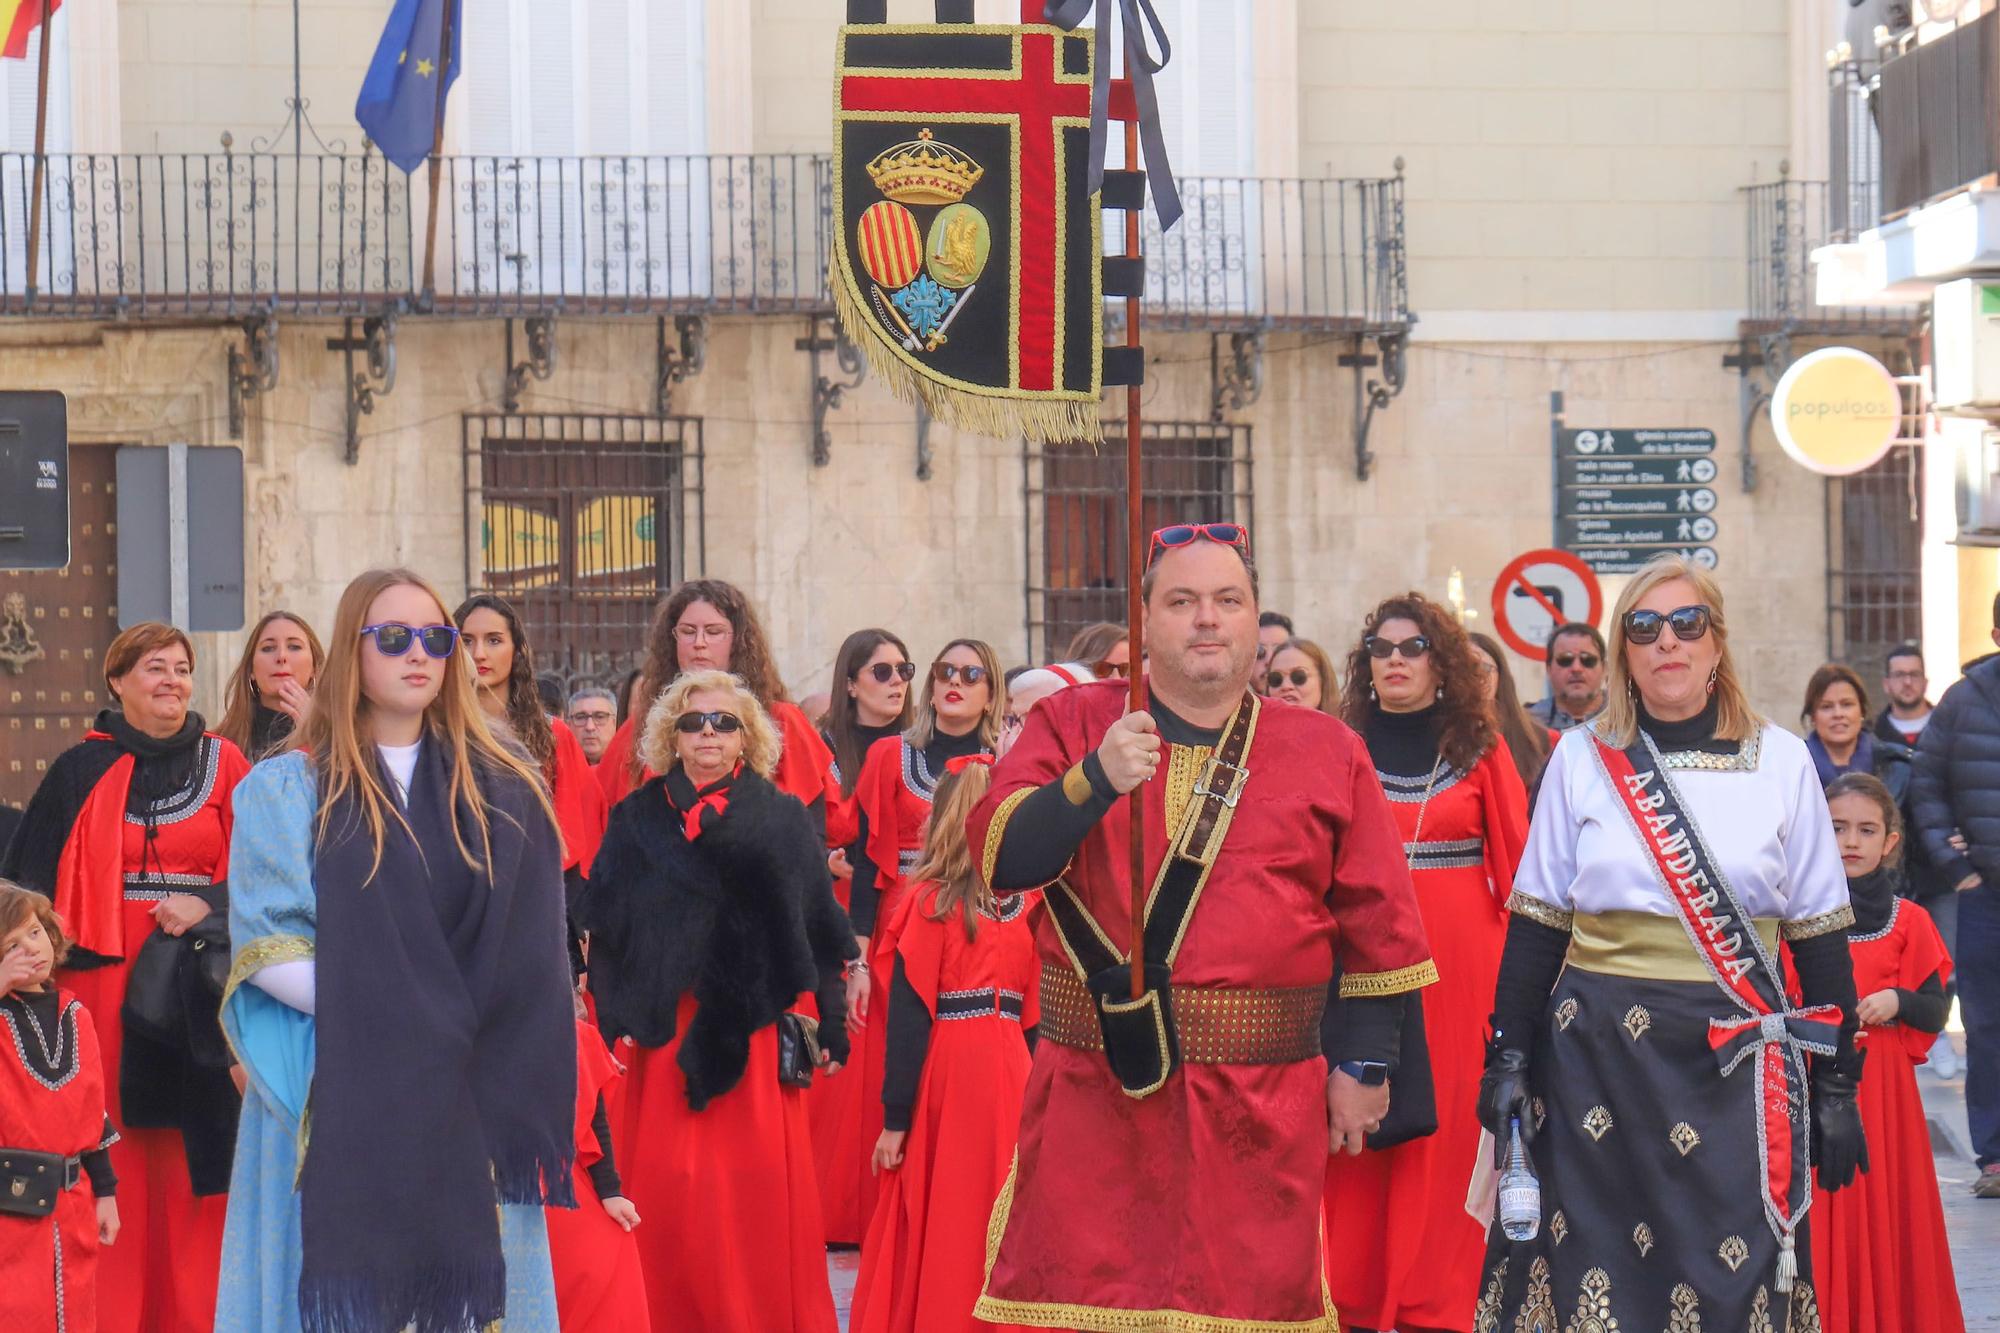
[1476,555,1865,1331]
[216,569,576,1333]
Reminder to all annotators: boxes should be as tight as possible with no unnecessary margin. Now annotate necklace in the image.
[1406,753,1446,861]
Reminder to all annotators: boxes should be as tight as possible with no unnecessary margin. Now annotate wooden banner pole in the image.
[1123,113,1147,1003]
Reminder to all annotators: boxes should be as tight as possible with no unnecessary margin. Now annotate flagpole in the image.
[418,0,457,302]
[1123,112,1147,1004]
[23,0,52,305]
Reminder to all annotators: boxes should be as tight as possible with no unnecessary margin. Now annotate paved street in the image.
[831,1035,1995,1330]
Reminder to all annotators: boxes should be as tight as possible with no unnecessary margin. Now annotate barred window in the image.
[1825,447,1920,676]
[1023,421,1253,663]
[463,413,704,691]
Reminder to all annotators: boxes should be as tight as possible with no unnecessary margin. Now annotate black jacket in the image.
[1909,655,2000,889]
[580,768,858,1110]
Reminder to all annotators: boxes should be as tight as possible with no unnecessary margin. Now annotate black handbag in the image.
[1322,977,1438,1151]
[776,1012,820,1090]
[0,1148,75,1219]
[122,912,231,1057]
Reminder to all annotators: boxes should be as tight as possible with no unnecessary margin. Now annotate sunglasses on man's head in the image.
[933,663,989,687]
[1553,652,1600,670]
[360,623,460,658]
[861,661,916,684]
[1363,634,1430,660]
[1146,522,1249,568]
[675,711,743,734]
[1623,605,1711,646]
[1266,668,1313,690]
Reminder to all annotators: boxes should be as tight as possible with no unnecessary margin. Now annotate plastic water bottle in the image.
[1498,1116,1541,1242]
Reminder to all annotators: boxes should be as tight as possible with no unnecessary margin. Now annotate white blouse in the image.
[1514,722,1851,932]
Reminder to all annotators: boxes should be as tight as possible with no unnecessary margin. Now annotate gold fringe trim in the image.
[222,933,315,1011]
[1780,904,1855,940]
[1506,891,1575,932]
[830,269,1103,445]
[1337,958,1439,998]
[981,786,1038,892]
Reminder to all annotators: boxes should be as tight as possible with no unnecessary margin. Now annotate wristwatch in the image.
[1336,1059,1390,1087]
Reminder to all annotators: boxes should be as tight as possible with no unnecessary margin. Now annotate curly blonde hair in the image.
[639,669,783,779]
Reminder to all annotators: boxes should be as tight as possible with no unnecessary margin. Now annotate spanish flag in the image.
[1,0,59,60]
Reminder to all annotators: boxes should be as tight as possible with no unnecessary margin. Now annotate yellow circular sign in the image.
[1768,347,1902,476]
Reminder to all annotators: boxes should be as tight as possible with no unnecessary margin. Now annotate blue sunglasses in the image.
[359,622,460,658]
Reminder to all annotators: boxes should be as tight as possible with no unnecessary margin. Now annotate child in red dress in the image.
[0,882,120,1333]
[547,1005,652,1333]
[1812,774,1963,1333]
[850,757,1039,1333]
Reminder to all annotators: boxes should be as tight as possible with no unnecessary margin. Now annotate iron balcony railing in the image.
[0,150,1410,332]
[1740,177,1914,333]
[1827,60,1883,244]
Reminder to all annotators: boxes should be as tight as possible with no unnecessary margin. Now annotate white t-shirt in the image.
[1885,710,1932,742]
[378,740,421,801]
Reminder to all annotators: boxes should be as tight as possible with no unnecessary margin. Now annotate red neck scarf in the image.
[671,764,741,841]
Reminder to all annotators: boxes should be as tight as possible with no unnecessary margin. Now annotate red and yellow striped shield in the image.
[856,201,924,290]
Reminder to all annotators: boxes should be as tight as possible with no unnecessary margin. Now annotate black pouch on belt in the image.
[1086,962,1180,1097]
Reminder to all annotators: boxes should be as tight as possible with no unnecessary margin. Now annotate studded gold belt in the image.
[1037,964,1326,1065]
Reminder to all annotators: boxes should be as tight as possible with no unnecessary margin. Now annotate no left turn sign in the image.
[1492,548,1604,660]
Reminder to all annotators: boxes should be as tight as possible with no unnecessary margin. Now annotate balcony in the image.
[1876,7,1998,221]
[0,151,1410,335]
[1741,177,1918,336]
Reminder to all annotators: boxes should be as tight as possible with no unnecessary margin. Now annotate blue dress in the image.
[214,751,559,1332]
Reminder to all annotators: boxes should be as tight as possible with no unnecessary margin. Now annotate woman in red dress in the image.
[1811,774,1963,1333]
[594,580,835,824]
[851,757,1039,1333]
[0,622,248,1333]
[546,1011,652,1333]
[1322,594,1527,1333]
[811,628,915,1242]
[0,883,121,1333]
[582,670,858,1332]
[829,638,1002,1243]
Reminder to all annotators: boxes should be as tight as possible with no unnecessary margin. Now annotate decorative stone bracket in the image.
[227,313,280,440]
[326,314,398,465]
[503,315,558,413]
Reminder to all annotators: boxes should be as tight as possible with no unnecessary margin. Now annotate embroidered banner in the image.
[831,19,1103,443]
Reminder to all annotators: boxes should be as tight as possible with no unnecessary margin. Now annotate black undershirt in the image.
[826,721,903,799]
[1844,866,1950,1035]
[847,727,989,938]
[584,1093,621,1199]
[1362,703,1444,778]
[2,988,117,1196]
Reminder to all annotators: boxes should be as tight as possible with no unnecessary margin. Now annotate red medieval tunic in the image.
[817,731,988,1244]
[967,682,1433,1333]
[550,717,608,876]
[851,884,1040,1333]
[548,1018,652,1333]
[40,729,247,1333]
[614,994,837,1333]
[0,990,114,1333]
[594,701,836,815]
[1811,897,1963,1333]
[1321,740,1527,1333]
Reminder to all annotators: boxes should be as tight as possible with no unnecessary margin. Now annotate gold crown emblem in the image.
[865,129,983,205]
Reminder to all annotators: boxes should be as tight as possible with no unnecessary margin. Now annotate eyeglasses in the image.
[674,711,743,734]
[674,622,733,643]
[1094,658,1130,679]
[568,709,615,726]
[1553,652,1601,670]
[1146,522,1249,568]
[1886,669,1926,683]
[1363,634,1431,660]
[359,623,459,658]
[861,661,917,684]
[1266,668,1312,690]
[932,663,989,686]
[1623,605,1711,645]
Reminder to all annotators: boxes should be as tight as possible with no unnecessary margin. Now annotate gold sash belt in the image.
[1566,910,1781,983]
[1037,964,1326,1065]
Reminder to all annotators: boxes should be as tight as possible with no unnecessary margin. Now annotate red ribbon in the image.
[945,753,994,775]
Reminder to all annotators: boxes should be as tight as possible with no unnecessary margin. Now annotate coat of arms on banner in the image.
[831,21,1103,443]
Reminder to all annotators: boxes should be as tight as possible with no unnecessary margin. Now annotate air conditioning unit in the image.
[1954,426,2000,544]
[1933,279,2000,417]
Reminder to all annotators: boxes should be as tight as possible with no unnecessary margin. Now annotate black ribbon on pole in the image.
[1043,0,1183,232]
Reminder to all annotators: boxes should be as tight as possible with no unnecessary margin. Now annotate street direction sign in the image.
[1573,545,1719,575]
[1560,515,1719,546]
[1560,428,1716,457]
[1491,547,1603,660]
[1562,487,1716,517]
[1559,454,1719,487]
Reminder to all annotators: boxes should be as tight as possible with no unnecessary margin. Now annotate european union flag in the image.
[355,0,462,173]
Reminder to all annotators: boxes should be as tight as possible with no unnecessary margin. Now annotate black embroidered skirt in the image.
[1473,965,1821,1332]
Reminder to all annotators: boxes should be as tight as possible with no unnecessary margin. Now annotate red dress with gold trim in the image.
[851,884,1039,1333]
[1811,897,1963,1333]
[0,990,113,1333]
[1320,742,1527,1333]
[966,683,1433,1333]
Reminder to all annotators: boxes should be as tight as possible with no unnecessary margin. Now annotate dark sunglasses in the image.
[861,661,917,684]
[1363,634,1430,660]
[1553,652,1601,670]
[360,623,459,658]
[1624,605,1711,646]
[932,662,989,686]
[1094,658,1130,679]
[674,711,743,734]
[1266,668,1313,690]
[1145,522,1249,567]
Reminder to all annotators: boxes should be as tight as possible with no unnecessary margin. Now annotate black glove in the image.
[1477,1041,1534,1165]
[1810,1050,1869,1191]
